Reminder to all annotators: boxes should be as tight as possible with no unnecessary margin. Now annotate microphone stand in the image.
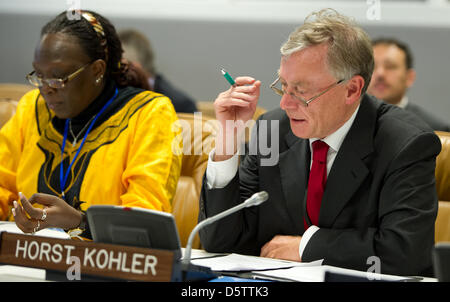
[181,191,268,281]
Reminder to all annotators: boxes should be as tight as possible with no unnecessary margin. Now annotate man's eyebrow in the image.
[279,77,310,88]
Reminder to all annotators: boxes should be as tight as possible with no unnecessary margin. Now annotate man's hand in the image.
[213,76,261,161]
[260,235,302,262]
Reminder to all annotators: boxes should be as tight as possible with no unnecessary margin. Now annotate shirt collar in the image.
[147,77,155,90]
[309,105,360,153]
[397,95,409,109]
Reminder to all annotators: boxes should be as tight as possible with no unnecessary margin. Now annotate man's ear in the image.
[406,68,416,89]
[345,75,364,105]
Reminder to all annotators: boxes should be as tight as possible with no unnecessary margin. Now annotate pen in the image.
[221,68,236,87]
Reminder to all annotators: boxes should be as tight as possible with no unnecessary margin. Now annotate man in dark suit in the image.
[368,38,450,131]
[199,9,441,277]
[118,29,197,113]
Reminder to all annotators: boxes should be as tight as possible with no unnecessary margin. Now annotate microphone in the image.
[183,191,269,264]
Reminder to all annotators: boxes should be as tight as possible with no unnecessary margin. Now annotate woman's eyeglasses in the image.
[26,62,91,89]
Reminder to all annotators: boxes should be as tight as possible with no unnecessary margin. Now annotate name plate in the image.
[0,232,178,281]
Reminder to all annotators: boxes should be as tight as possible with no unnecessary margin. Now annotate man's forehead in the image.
[374,44,406,60]
[278,48,330,86]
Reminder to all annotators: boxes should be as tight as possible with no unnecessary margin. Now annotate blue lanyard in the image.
[60,87,118,199]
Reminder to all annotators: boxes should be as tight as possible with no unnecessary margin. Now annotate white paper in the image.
[0,265,47,281]
[181,248,226,260]
[191,253,323,271]
[254,265,410,282]
[0,222,70,239]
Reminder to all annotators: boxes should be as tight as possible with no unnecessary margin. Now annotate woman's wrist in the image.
[66,210,86,231]
[74,211,87,231]
[77,211,87,230]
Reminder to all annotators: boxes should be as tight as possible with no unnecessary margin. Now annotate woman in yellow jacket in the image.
[2,10,182,238]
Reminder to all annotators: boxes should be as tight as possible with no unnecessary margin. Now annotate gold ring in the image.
[41,209,47,221]
[32,220,40,235]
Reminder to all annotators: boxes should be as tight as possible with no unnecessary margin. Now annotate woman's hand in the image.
[12,192,82,233]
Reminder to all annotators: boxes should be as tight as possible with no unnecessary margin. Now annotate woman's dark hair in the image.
[41,10,150,90]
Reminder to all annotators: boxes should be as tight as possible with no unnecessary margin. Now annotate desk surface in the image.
[0,249,437,282]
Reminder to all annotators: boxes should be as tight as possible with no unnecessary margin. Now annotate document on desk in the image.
[0,265,47,282]
[191,253,323,272]
[253,265,409,282]
[181,248,227,260]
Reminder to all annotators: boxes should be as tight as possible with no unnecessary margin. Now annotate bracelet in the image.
[67,211,87,239]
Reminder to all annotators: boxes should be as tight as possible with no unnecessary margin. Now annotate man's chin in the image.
[290,123,312,139]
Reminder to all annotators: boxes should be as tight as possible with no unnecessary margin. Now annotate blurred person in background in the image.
[119,29,197,113]
[368,37,450,131]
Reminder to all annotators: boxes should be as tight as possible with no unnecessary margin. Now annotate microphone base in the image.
[181,262,218,282]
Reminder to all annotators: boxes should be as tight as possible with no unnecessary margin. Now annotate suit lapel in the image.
[319,145,369,227]
[279,130,310,232]
[318,95,379,227]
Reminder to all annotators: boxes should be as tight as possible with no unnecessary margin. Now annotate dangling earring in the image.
[95,75,103,85]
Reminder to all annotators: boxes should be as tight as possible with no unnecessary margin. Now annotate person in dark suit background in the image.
[118,29,197,113]
[367,37,450,131]
[198,9,441,276]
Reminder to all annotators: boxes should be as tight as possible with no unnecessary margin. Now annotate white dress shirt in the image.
[396,96,409,109]
[206,105,360,260]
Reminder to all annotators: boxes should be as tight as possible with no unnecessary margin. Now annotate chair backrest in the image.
[0,99,18,128]
[0,83,33,128]
[434,131,450,243]
[196,101,267,121]
[0,83,33,101]
[171,113,218,248]
[436,201,450,243]
[196,101,266,142]
[435,131,450,201]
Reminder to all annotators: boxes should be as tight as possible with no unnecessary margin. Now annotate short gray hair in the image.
[281,8,374,94]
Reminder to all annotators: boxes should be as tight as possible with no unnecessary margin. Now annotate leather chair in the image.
[436,202,450,243]
[196,101,266,142]
[196,101,267,121]
[171,113,218,248]
[435,131,450,243]
[0,83,33,128]
[435,131,450,201]
[0,83,33,101]
[0,99,18,128]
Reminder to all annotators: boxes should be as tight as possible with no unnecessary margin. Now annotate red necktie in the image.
[304,140,329,228]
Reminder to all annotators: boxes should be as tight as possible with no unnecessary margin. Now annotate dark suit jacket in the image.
[153,74,197,113]
[199,95,441,276]
[405,102,450,132]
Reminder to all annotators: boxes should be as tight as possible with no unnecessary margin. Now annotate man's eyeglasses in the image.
[26,62,91,89]
[270,76,346,107]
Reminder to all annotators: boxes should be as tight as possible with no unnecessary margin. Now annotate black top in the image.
[51,79,144,143]
[153,74,197,113]
[405,102,450,132]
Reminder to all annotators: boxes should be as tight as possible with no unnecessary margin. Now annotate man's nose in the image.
[280,93,298,110]
[373,65,385,78]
